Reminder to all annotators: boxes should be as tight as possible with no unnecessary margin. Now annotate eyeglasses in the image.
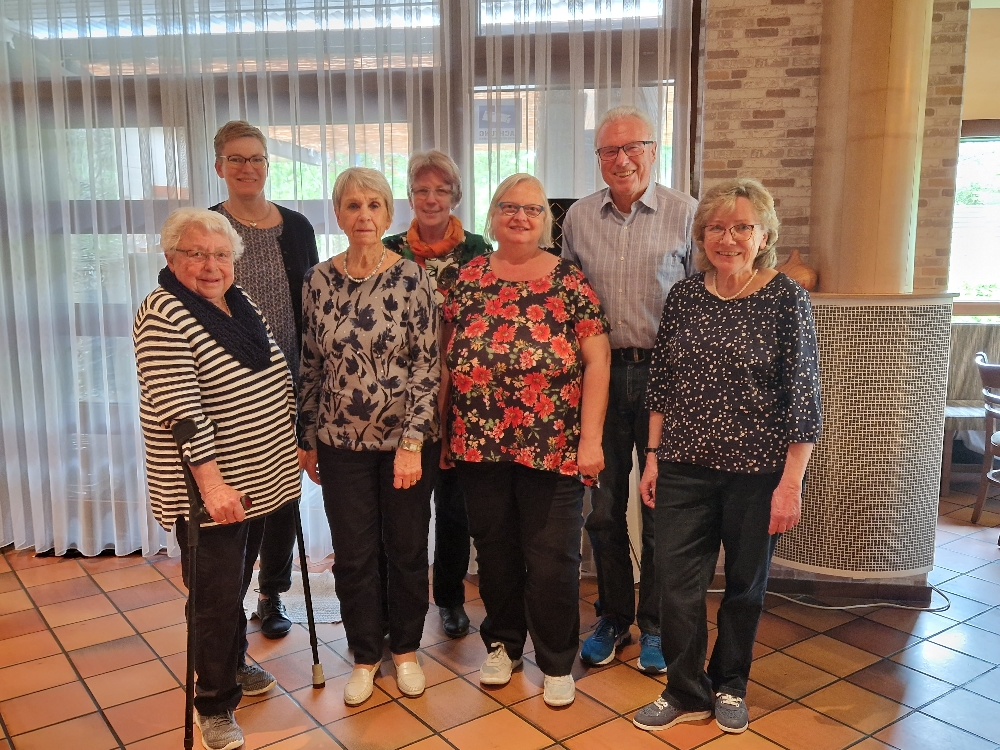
[594,140,654,162]
[220,155,268,167]
[498,202,546,218]
[177,249,234,264]
[411,187,453,200]
[704,223,759,242]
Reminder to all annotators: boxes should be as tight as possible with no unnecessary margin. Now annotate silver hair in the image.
[332,167,395,225]
[484,173,553,249]
[160,207,244,261]
[407,150,463,207]
[594,105,656,144]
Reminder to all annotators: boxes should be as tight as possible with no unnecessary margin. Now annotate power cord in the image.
[706,584,953,613]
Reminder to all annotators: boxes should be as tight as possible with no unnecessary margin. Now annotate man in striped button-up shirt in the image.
[562,105,697,675]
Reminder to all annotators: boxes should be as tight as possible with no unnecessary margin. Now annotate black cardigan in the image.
[209,202,319,354]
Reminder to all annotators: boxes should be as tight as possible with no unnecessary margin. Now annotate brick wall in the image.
[914,1,970,293]
[701,0,824,262]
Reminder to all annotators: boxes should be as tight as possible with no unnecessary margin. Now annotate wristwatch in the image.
[644,447,659,455]
[399,437,423,453]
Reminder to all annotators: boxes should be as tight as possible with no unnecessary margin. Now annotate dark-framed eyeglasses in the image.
[498,202,546,218]
[594,140,654,162]
[704,223,759,242]
[220,154,268,167]
[177,248,234,265]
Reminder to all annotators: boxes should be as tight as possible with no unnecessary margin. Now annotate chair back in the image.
[976,351,1000,419]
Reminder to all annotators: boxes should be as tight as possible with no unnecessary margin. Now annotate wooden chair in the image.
[970,352,1000,525]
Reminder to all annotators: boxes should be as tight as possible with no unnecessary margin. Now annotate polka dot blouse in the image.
[645,272,822,473]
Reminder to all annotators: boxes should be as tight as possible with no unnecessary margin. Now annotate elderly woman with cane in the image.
[134,207,302,750]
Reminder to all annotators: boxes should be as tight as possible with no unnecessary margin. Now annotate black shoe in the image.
[439,605,470,638]
[256,594,292,639]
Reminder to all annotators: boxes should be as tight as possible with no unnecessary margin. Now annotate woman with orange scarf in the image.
[383,150,491,639]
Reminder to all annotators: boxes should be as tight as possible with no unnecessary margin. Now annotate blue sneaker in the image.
[580,617,631,665]
[636,632,667,674]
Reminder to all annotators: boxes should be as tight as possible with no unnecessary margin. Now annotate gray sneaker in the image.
[633,696,712,732]
[237,662,276,696]
[195,709,244,750]
[715,692,749,733]
[480,642,522,686]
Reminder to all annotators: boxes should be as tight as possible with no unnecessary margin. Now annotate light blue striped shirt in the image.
[562,181,698,350]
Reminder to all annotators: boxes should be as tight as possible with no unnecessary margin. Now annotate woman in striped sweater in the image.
[134,207,301,750]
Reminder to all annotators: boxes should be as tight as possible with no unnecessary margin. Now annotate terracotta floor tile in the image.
[7,712,118,750]
[0,630,61,669]
[372,654,459,700]
[697,731,787,748]
[964,666,1000,701]
[935,591,996,622]
[39,593,117,628]
[253,728,342,749]
[103,687,186,744]
[25,576,102,607]
[476,656,545,705]
[927,566,961,586]
[765,602,856,633]
[143,622,188,657]
[749,652,837,699]
[575,664,664,713]
[108,578,184,612]
[845,658,954,708]
[941,536,1000,562]
[123,598,187,633]
[260,644,354,693]
[4,551,68,571]
[824,617,919,657]
[866,607,956,638]
[149,556,183,578]
[0,653,78,701]
[968,562,1000,585]
[85,659,180,708]
[753,612,815,649]
[402,737,454,750]
[0,608,47,640]
[562,717,677,750]
[53,612,135,651]
[69,634,157,678]
[510,690,616,741]
[0,589,33,617]
[442,707,552,750]
[14,560,86,588]
[91,564,165,593]
[247,625,315,663]
[783,634,881,677]
[940,575,1000,607]
[929,621,1000,663]
[634,713,722,750]
[0,572,23,594]
[799,680,911,734]
[0,554,11,573]
[890,640,993,685]
[0,681,97,735]
[745,680,791,722]
[326,700,432,750]
[934,549,989,575]
[236,692,319,750]
[161,650,188,682]
[403,676,502,731]
[845,740,896,750]
[874,711,997,750]
[921,688,1000,743]
[123,727,186,749]
[312,621,347,644]
[78,553,149,574]
[751,702,863,750]
[423,632,489,676]
[291,671,391,725]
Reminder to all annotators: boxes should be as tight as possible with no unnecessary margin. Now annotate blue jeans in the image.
[654,461,781,709]
[588,360,659,635]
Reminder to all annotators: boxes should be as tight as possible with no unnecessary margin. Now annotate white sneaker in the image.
[480,642,522,686]
[543,674,575,706]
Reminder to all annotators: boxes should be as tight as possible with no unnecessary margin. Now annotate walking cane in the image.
[293,501,326,687]
[171,419,210,750]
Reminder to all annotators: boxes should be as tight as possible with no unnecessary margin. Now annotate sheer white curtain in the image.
[0,0,691,558]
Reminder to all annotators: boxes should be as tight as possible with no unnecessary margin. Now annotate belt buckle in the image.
[629,348,643,363]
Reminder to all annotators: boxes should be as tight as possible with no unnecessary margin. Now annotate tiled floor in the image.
[1,479,999,750]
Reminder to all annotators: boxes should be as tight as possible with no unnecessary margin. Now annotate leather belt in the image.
[611,347,653,364]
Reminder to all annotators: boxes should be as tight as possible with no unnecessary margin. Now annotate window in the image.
[950,139,1000,303]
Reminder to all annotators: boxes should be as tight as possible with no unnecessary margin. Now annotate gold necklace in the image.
[710,269,758,301]
[225,201,271,228]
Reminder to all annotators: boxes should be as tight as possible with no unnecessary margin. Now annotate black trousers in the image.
[588,360,659,635]
[455,461,585,677]
[176,514,266,717]
[257,501,296,597]
[654,462,781,710]
[432,467,471,608]
[317,441,436,665]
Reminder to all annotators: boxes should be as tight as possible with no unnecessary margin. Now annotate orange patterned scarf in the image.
[406,215,464,260]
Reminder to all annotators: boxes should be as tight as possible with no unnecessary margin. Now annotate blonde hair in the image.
[484,173,553,248]
[213,121,267,159]
[408,150,463,207]
[160,207,244,261]
[332,167,395,225]
[693,178,780,272]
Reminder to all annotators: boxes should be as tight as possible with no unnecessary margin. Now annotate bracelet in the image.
[399,438,423,453]
[644,447,659,455]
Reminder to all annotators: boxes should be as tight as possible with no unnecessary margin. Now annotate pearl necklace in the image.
[225,201,271,228]
[710,269,758,301]
[343,245,387,284]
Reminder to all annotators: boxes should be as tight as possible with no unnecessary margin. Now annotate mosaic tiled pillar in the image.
[773,295,953,577]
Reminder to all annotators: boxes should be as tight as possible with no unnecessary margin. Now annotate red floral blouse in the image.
[443,255,610,480]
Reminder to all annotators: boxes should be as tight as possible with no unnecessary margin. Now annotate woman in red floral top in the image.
[441,174,611,708]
